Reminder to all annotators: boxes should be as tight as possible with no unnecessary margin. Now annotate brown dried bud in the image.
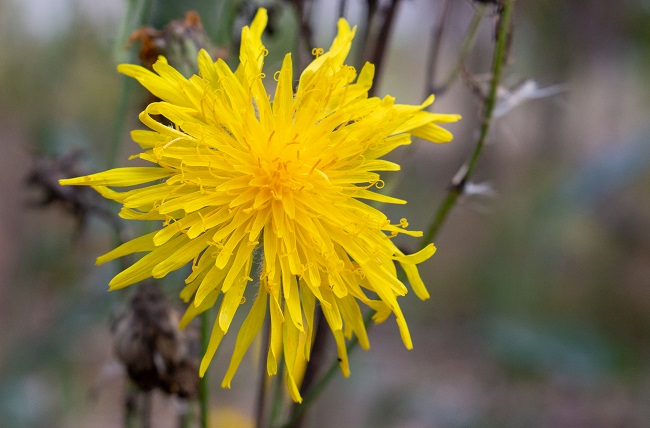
[111,282,200,399]
[26,151,119,235]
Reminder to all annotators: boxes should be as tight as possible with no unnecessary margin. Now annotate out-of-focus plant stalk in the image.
[428,3,486,95]
[421,0,514,249]
[255,319,271,428]
[125,383,138,428]
[367,0,402,97]
[283,311,373,428]
[338,0,348,19]
[292,0,316,74]
[114,4,152,426]
[269,354,286,427]
[424,0,452,94]
[199,311,210,428]
[108,0,151,170]
[109,0,152,264]
[179,404,193,428]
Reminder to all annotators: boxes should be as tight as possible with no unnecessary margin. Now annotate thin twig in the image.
[338,0,347,20]
[358,0,379,69]
[421,0,514,248]
[432,5,486,95]
[292,0,316,74]
[424,0,452,96]
[368,0,403,97]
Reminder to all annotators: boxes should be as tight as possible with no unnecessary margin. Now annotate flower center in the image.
[250,156,305,200]
[265,158,295,199]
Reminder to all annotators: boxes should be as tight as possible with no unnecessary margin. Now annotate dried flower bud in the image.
[111,282,200,398]
[26,151,116,233]
[128,11,219,76]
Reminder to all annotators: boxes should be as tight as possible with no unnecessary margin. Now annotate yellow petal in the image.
[199,318,226,377]
[222,286,268,388]
[394,243,436,265]
[218,266,252,333]
[283,317,303,402]
[59,167,172,187]
[96,231,157,265]
[273,54,294,128]
[300,283,316,361]
[108,234,190,290]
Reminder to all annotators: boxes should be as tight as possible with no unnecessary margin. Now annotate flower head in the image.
[60,9,460,402]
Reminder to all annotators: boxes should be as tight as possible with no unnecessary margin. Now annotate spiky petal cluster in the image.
[60,9,460,402]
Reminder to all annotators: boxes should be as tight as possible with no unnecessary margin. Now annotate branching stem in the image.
[422,0,514,248]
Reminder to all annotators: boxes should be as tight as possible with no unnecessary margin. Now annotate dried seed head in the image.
[111,282,200,398]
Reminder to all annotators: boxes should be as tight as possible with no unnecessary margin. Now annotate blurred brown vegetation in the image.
[1,0,650,427]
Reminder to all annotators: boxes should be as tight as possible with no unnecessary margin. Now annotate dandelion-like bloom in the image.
[61,9,460,401]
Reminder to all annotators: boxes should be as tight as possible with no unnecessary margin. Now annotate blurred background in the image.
[1,0,650,427]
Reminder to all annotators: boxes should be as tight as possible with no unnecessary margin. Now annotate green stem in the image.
[422,0,514,248]
[466,1,513,179]
[420,184,461,250]
[199,311,210,428]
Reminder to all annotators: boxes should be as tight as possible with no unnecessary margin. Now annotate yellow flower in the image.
[60,9,460,402]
